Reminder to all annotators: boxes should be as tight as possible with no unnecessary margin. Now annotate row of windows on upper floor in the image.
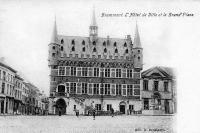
[57,66,141,79]
[1,82,22,100]
[56,82,140,96]
[59,39,129,47]
[143,80,170,92]
[0,70,15,84]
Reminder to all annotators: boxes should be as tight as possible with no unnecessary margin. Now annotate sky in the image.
[0,0,200,131]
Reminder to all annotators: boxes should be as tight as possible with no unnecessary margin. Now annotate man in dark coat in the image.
[93,108,96,120]
[111,107,114,117]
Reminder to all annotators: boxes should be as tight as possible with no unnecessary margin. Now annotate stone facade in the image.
[48,9,143,115]
[141,67,176,115]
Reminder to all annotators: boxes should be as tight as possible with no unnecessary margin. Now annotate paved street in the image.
[0,115,175,133]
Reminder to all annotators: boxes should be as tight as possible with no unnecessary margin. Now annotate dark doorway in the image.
[120,105,125,114]
[1,101,4,113]
[165,100,170,114]
[55,99,66,115]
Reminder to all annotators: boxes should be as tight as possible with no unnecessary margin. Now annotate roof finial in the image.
[51,15,58,43]
[133,21,141,48]
[91,5,97,26]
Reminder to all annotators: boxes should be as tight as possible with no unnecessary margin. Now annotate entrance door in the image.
[55,99,66,115]
[165,100,170,114]
[120,105,125,114]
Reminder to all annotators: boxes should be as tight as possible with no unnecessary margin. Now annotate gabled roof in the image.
[142,66,175,79]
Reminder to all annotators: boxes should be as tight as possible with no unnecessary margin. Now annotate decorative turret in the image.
[48,17,59,66]
[89,6,98,42]
[133,22,143,69]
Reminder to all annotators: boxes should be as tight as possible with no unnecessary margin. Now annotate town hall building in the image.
[48,8,143,115]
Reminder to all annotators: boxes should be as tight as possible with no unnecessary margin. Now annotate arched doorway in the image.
[57,85,65,96]
[153,92,161,110]
[119,101,126,114]
[55,98,66,115]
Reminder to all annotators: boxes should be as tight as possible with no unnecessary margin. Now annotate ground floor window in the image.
[129,105,134,111]
[144,98,149,110]
[107,104,112,111]
[95,104,101,111]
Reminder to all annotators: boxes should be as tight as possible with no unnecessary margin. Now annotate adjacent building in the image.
[141,66,176,115]
[48,9,143,115]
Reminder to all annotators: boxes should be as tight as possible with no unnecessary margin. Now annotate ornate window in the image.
[71,67,76,76]
[116,84,121,95]
[82,67,88,77]
[104,84,110,95]
[114,42,117,47]
[154,81,159,91]
[82,40,85,45]
[82,83,88,94]
[104,48,107,53]
[70,82,76,94]
[58,66,65,76]
[94,68,99,77]
[127,69,133,78]
[116,69,121,78]
[82,47,85,52]
[61,39,64,44]
[115,48,118,53]
[105,68,110,77]
[103,41,106,46]
[71,40,75,45]
[93,84,99,95]
[72,46,75,51]
[127,84,133,96]
[124,42,127,47]
[93,47,97,52]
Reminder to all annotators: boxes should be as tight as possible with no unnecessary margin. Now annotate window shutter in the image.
[77,67,82,77]
[111,68,115,78]
[122,84,127,96]
[66,67,70,76]
[77,82,82,94]
[122,68,126,78]
[88,83,93,95]
[88,67,93,77]
[111,84,116,95]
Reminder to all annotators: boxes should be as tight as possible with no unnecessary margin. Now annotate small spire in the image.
[133,21,142,48]
[51,15,58,43]
[91,5,97,26]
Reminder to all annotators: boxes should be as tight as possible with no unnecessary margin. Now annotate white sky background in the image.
[0,0,200,132]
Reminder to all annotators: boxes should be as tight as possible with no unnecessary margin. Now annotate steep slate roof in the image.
[142,66,175,79]
[57,35,132,58]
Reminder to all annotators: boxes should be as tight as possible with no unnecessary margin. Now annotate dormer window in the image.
[104,48,107,53]
[125,49,128,53]
[115,48,118,53]
[103,41,106,46]
[61,46,63,51]
[124,42,127,47]
[82,40,85,45]
[114,42,117,47]
[93,41,96,45]
[93,47,97,52]
[82,47,85,52]
[72,40,75,45]
[72,46,75,51]
[61,39,64,44]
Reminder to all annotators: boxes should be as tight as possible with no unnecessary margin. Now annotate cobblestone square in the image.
[0,115,175,133]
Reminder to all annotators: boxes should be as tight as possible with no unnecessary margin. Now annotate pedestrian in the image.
[111,107,114,117]
[93,108,96,120]
[59,108,61,116]
[75,109,79,117]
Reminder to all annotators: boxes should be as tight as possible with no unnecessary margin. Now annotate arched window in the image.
[52,46,55,50]
[138,50,140,53]
[103,41,106,46]
[125,49,128,53]
[71,40,75,45]
[72,46,75,51]
[82,47,85,52]
[138,56,140,60]
[93,41,96,45]
[82,40,85,45]
[61,39,64,44]
[61,46,63,51]
[114,42,117,47]
[124,42,127,47]
[104,48,107,53]
[93,47,97,52]
[115,48,118,53]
